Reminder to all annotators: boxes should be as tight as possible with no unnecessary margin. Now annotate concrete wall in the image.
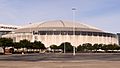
[3,33,118,47]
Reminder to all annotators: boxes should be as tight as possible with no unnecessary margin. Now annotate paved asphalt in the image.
[0,53,120,62]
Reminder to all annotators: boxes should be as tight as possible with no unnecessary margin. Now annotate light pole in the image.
[29,23,32,42]
[64,42,66,54]
[63,32,66,54]
[72,8,76,56]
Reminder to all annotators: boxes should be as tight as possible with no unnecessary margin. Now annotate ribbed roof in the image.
[15,20,104,32]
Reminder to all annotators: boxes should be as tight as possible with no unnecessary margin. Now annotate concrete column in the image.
[59,34,62,45]
[97,35,100,44]
[110,36,112,44]
[78,35,81,45]
[85,35,88,43]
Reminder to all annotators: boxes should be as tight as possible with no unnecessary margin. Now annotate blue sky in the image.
[0,0,120,33]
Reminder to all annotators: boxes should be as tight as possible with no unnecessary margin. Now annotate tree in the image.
[101,44,109,52]
[13,42,21,50]
[82,43,93,52]
[33,41,46,49]
[50,44,58,52]
[107,44,120,52]
[93,43,99,52]
[98,44,103,49]
[113,44,120,51]
[19,39,31,52]
[82,44,87,52]
[86,43,93,52]
[0,38,13,54]
[32,41,46,53]
[77,45,84,52]
[50,44,58,49]
[107,44,114,52]
[59,42,73,52]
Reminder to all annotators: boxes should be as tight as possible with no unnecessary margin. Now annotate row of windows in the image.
[33,31,116,37]
[0,26,17,29]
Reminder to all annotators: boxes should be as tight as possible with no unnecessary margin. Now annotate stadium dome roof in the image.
[15,20,104,33]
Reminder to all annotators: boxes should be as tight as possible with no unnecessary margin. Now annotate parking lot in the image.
[1,53,120,61]
[0,53,120,68]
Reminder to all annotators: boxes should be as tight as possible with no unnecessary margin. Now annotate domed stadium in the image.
[2,20,118,47]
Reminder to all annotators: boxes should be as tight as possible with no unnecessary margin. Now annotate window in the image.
[68,31,73,35]
[39,31,46,35]
[87,32,92,36]
[54,31,60,35]
[103,33,106,37]
[61,31,67,35]
[33,31,38,35]
[47,31,53,35]
[81,32,86,35]
[93,32,98,36]
[98,33,102,36]
[75,31,80,35]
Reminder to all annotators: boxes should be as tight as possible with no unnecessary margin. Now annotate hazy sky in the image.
[0,0,120,33]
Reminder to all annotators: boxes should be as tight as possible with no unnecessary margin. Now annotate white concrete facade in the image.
[2,33,118,47]
[2,20,118,47]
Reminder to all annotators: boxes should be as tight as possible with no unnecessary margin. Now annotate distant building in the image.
[2,20,119,47]
[0,24,21,53]
[0,24,21,37]
[117,33,120,45]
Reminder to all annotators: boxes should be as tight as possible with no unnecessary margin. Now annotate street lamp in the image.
[29,23,32,42]
[72,7,76,56]
[64,32,66,54]
[64,42,66,53]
